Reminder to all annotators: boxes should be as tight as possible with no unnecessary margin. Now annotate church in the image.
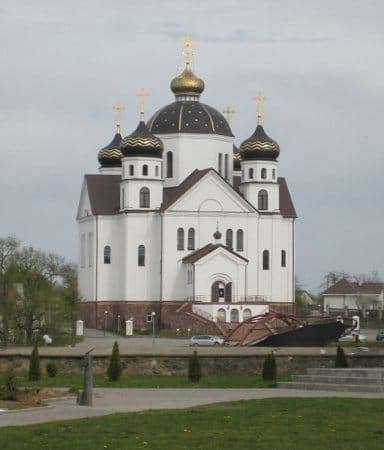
[77,38,297,332]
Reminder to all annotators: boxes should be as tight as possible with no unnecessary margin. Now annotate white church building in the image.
[77,39,297,332]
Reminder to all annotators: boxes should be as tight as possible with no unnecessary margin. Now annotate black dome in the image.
[240,125,280,161]
[121,121,163,158]
[147,101,233,137]
[98,133,122,167]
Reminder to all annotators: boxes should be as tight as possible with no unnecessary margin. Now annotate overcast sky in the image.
[0,0,383,292]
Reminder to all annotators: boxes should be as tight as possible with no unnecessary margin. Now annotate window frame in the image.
[104,245,111,264]
[139,187,150,208]
[263,250,270,270]
[166,151,173,178]
[187,228,195,250]
[258,189,268,210]
[177,228,185,251]
[138,245,145,266]
[226,229,233,249]
[236,229,244,252]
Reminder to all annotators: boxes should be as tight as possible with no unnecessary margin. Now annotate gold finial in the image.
[180,35,196,68]
[253,92,266,125]
[223,105,235,125]
[136,88,149,121]
[112,102,125,133]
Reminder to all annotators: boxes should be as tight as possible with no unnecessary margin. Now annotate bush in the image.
[1,367,18,401]
[28,343,41,381]
[107,341,122,381]
[46,362,58,378]
[262,352,277,381]
[335,345,348,368]
[188,351,202,382]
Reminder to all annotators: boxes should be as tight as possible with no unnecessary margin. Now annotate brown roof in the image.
[323,278,384,295]
[85,174,120,215]
[182,243,249,264]
[83,170,297,219]
[278,177,297,218]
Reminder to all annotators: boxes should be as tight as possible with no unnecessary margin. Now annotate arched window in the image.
[129,164,134,176]
[263,250,270,270]
[104,245,111,264]
[139,187,150,208]
[243,308,252,321]
[249,168,254,179]
[142,165,148,176]
[217,308,226,322]
[226,229,233,249]
[218,153,222,175]
[177,228,184,250]
[261,168,267,179]
[272,168,276,180]
[187,228,195,250]
[166,151,173,178]
[155,165,159,177]
[236,229,244,252]
[230,309,239,322]
[258,189,268,210]
[138,245,145,266]
[224,154,228,180]
[281,250,286,267]
[121,187,125,209]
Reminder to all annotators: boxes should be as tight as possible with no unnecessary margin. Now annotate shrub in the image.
[107,341,122,381]
[46,362,58,378]
[262,352,277,381]
[28,343,41,381]
[2,367,18,400]
[188,351,202,382]
[335,345,348,368]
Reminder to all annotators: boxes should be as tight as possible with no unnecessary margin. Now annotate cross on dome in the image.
[253,92,266,126]
[223,105,235,125]
[137,88,149,121]
[180,35,196,68]
[112,102,125,134]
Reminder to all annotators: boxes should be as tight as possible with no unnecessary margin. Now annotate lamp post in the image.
[104,310,108,337]
[117,314,121,334]
[151,311,156,345]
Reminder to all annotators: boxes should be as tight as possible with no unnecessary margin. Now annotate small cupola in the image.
[98,103,125,168]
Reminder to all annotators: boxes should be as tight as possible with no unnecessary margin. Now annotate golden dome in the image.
[170,67,205,96]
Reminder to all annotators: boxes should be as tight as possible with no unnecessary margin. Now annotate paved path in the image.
[1,388,384,428]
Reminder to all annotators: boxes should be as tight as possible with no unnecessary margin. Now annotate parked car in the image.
[190,335,224,346]
[376,330,384,342]
[338,331,367,343]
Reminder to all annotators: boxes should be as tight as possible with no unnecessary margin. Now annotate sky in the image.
[0,0,383,293]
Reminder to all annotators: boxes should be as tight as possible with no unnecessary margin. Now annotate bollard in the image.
[77,348,94,406]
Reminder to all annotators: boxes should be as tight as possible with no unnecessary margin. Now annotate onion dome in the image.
[213,229,222,240]
[233,145,241,171]
[98,133,123,167]
[120,121,163,158]
[170,67,205,97]
[240,125,280,161]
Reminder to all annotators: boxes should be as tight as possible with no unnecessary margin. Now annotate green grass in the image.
[0,398,383,449]
[0,373,290,389]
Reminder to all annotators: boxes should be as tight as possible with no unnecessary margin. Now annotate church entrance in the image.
[211,281,232,303]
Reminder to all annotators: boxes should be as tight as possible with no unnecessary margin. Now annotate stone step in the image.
[293,375,383,385]
[307,368,384,378]
[278,381,384,393]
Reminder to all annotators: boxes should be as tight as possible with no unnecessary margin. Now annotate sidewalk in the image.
[1,387,384,428]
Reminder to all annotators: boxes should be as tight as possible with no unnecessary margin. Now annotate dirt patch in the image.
[0,388,70,409]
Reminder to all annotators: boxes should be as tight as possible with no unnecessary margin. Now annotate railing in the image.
[191,306,215,322]
[185,295,266,303]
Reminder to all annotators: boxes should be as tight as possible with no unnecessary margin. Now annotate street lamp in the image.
[104,310,108,336]
[117,314,121,334]
[151,311,156,345]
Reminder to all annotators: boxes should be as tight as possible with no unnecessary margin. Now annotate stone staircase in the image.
[278,368,384,393]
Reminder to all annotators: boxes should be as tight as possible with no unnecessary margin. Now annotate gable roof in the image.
[84,174,120,215]
[278,177,297,218]
[323,278,384,295]
[182,243,249,264]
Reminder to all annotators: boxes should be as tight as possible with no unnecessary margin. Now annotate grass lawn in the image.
[0,373,290,389]
[0,398,383,449]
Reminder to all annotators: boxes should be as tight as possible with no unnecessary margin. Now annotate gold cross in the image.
[222,105,235,125]
[136,88,149,121]
[180,35,196,68]
[253,92,266,125]
[112,102,125,133]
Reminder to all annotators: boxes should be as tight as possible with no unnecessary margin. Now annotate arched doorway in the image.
[211,281,232,302]
[243,308,252,321]
[217,308,226,322]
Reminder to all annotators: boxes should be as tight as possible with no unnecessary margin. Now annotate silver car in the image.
[190,335,224,346]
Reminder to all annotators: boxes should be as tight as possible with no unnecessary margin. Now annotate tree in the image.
[0,236,20,346]
[60,262,81,347]
[188,351,202,382]
[262,353,277,380]
[107,341,122,381]
[2,367,18,400]
[28,343,41,381]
